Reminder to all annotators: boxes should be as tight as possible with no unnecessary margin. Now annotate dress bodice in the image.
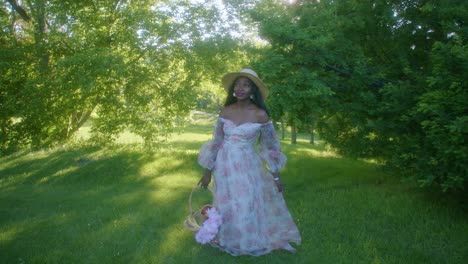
[220,118,264,147]
[198,117,287,173]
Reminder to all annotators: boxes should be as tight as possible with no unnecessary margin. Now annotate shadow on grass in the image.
[279,141,468,264]
[1,117,467,263]
[0,144,206,263]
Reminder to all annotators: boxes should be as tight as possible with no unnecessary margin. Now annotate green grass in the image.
[1,113,467,263]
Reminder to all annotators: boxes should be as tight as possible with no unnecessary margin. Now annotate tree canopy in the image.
[1,0,248,152]
[1,0,466,192]
[225,0,467,192]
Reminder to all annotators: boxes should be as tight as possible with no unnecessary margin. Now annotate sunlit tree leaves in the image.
[0,0,243,152]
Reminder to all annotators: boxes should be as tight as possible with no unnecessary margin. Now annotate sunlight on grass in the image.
[139,156,185,177]
[0,225,24,243]
[288,145,339,158]
[359,158,385,165]
[1,113,467,263]
[168,132,211,143]
[76,125,145,144]
[156,222,194,256]
[0,172,31,187]
[40,166,79,183]
[150,185,189,203]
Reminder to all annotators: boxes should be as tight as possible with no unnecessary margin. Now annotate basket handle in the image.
[188,185,213,214]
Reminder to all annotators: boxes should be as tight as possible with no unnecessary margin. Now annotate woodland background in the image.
[1,0,467,193]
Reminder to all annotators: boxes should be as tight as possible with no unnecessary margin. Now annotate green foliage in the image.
[0,0,242,154]
[391,39,468,192]
[2,0,466,193]
[245,1,336,139]
[189,37,252,112]
[228,0,468,192]
[317,0,468,192]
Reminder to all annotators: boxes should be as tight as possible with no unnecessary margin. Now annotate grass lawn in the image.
[1,113,467,263]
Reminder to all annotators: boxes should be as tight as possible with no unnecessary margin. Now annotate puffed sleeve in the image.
[198,118,224,170]
[258,122,287,172]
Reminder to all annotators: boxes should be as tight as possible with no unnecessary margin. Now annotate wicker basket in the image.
[184,186,214,233]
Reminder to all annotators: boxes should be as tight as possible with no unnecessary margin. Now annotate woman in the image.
[197,69,301,256]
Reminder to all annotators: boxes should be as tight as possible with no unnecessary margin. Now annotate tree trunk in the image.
[309,120,316,144]
[33,0,49,73]
[65,110,93,139]
[309,129,315,144]
[281,119,285,140]
[9,0,49,72]
[291,122,297,144]
[6,0,31,21]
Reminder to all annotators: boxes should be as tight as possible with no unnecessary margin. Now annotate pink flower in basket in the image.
[195,207,222,244]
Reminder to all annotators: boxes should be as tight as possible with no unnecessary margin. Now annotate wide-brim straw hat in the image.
[222,69,269,100]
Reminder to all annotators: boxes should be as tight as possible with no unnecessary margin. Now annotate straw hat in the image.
[222,69,269,100]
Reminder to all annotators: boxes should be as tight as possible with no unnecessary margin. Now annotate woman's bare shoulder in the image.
[256,109,269,123]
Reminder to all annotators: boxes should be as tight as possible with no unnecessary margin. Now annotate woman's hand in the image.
[273,172,285,193]
[198,169,212,189]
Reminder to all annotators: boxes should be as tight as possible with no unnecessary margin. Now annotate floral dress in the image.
[198,117,301,256]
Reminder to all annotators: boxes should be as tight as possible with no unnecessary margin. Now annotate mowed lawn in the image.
[0,113,467,263]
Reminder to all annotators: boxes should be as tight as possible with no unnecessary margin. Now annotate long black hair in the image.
[224,77,270,116]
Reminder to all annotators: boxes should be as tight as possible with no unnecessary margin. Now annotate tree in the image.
[226,0,468,192]
[315,0,468,192]
[0,0,242,153]
[246,0,335,144]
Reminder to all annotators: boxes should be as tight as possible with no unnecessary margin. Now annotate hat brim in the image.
[222,72,269,100]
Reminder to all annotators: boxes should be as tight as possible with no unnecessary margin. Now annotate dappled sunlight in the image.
[282,140,341,159]
[168,132,211,143]
[74,111,216,147]
[106,189,146,206]
[359,158,384,165]
[139,151,200,187]
[0,208,79,250]
[156,221,194,257]
[0,223,27,243]
[149,185,186,203]
[40,166,79,183]
[189,111,218,124]
[115,131,144,144]
[0,145,106,188]
[0,171,32,188]
[0,151,54,178]
[0,176,191,261]
[288,146,340,158]
[98,212,140,239]
[139,156,185,178]
[154,173,199,188]
[0,154,30,169]
[2,110,467,263]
